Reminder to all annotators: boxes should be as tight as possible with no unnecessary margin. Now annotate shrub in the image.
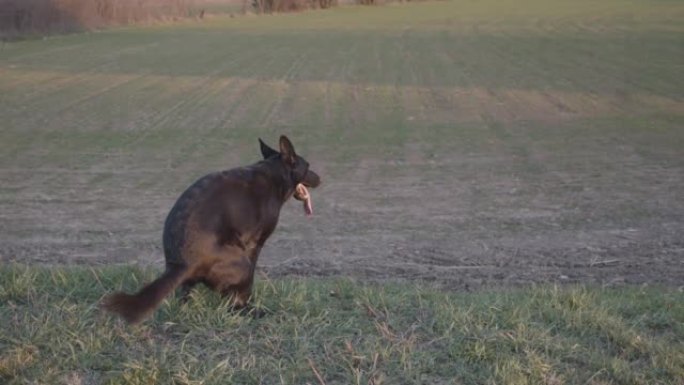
[251,0,337,14]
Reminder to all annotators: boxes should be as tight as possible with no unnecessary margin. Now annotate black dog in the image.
[103,136,321,323]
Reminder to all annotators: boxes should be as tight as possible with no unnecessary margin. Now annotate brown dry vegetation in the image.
[252,0,337,14]
[0,0,225,36]
[354,0,435,6]
[0,0,339,36]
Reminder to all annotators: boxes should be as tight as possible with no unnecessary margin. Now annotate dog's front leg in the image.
[231,245,268,318]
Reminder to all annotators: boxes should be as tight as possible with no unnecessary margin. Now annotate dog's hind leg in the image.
[205,253,254,307]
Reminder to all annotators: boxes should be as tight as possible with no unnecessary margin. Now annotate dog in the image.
[102,136,321,324]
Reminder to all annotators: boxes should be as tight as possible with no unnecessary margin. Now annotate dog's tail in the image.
[102,265,187,324]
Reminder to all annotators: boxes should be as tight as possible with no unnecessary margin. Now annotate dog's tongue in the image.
[295,184,313,216]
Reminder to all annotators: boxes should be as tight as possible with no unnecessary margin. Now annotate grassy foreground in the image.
[0,265,682,384]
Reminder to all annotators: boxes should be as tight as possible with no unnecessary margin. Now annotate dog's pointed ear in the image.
[279,135,296,165]
[259,138,279,159]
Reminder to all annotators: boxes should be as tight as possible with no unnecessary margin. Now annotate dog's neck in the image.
[256,158,297,203]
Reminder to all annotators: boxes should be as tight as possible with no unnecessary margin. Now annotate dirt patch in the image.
[2,143,683,291]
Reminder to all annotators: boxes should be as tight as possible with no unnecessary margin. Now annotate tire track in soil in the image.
[388,28,458,270]
[2,41,161,109]
[122,51,260,147]
[166,44,305,172]
[257,44,324,135]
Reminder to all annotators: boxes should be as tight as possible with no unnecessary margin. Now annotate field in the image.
[1,0,684,383]
[1,0,683,289]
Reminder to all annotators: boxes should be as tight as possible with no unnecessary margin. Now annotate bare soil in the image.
[2,142,683,291]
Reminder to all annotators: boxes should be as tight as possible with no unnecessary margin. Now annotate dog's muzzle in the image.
[302,169,321,189]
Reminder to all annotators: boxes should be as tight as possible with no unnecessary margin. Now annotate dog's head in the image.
[259,136,321,190]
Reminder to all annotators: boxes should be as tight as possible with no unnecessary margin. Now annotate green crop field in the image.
[0,1,683,382]
[1,0,682,288]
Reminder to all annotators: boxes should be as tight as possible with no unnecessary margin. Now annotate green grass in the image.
[0,265,682,384]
